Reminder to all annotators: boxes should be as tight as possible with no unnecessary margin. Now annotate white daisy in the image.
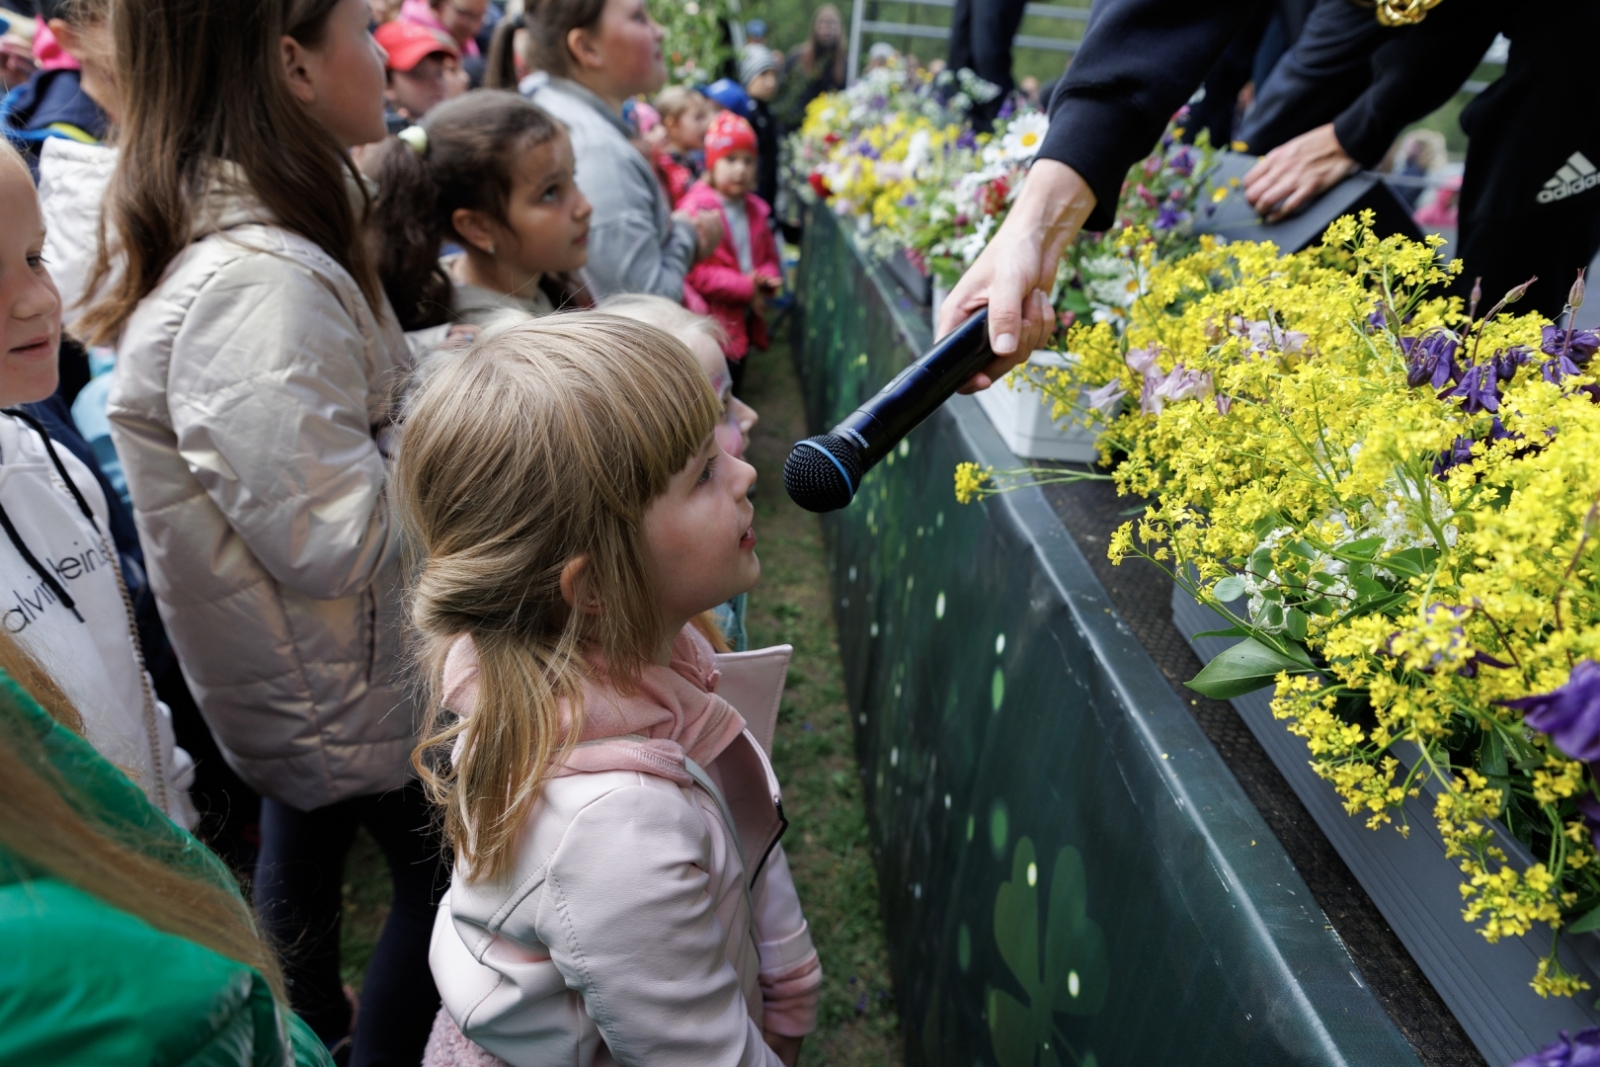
[999,112,1050,161]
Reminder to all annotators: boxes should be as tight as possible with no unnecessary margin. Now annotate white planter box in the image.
[974,354,1101,462]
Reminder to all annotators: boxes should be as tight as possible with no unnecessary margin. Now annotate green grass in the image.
[339,329,901,1064]
[743,329,903,1067]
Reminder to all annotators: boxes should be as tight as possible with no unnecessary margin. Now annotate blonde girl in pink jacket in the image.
[399,314,821,1067]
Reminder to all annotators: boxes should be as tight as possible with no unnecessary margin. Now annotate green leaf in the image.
[1382,546,1440,579]
[1568,903,1600,935]
[1186,638,1313,699]
[1337,536,1387,560]
[1285,609,1309,643]
[1192,626,1250,640]
[1211,576,1246,603]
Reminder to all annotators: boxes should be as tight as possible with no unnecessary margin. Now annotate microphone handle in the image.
[833,309,995,468]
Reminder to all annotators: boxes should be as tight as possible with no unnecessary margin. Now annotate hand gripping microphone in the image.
[784,309,994,513]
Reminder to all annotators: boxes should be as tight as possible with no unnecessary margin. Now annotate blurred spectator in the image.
[1414,173,1461,230]
[1018,74,1040,107]
[866,41,895,71]
[947,0,1025,127]
[1236,0,1386,156]
[741,43,780,211]
[0,8,34,91]
[369,0,404,23]
[375,18,463,131]
[1383,128,1445,209]
[702,76,751,116]
[401,0,487,83]
[744,17,766,45]
[776,4,845,128]
[1,0,112,180]
[656,83,713,186]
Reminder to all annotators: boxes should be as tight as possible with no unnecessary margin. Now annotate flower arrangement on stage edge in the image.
[959,216,1600,999]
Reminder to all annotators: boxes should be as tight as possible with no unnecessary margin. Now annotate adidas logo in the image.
[1539,152,1599,203]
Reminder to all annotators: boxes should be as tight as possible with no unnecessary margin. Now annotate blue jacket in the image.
[1,68,109,179]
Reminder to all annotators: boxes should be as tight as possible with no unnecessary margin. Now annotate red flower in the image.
[981,175,1010,216]
[808,172,833,199]
[824,132,841,146]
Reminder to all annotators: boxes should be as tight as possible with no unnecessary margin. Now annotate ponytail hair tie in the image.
[398,125,428,157]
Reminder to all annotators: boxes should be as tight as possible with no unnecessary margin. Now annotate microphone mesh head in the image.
[783,434,863,513]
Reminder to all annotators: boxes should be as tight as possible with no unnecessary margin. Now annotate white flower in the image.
[999,112,1050,161]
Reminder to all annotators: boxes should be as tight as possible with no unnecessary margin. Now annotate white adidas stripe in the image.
[1539,152,1600,203]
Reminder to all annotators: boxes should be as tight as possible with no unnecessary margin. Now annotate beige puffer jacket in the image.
[108,169,416,809]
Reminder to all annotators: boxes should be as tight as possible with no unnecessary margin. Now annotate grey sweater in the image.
[528,77,698,301]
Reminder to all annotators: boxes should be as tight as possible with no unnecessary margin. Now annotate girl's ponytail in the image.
[362,133,453,331]
[484,11,525,91]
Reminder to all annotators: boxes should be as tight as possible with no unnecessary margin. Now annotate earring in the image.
[487,243,496,255]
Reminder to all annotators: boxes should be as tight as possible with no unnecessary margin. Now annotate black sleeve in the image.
[1330,0,1497,165]
[1236,0,1388,155]
[1036,0,1258,230]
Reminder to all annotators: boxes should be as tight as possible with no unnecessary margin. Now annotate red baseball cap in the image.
[374,19,459,73]
[705,111,758,170]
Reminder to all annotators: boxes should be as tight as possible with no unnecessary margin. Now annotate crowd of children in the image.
[0,0,821,1064]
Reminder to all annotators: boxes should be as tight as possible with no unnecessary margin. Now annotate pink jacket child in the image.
[680,113,782,363]
[424,624,821,1067]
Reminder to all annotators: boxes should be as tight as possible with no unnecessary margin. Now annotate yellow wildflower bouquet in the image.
[963,215,1600,996]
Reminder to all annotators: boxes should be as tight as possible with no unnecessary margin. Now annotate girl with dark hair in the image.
[361,90,593,332]
[82,0,445,1062]
[518,0,723,301]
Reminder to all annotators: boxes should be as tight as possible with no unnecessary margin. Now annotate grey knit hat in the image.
[739,44,778,87]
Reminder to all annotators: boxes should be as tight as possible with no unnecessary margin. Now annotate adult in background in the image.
[1238,0,1600,319]
[937,0,1597,384]
[946,0,1026,128]
[1,0,112,179]
[0,7,34,91]
[401,0,488,83]
[522,0,721,301]
[375,17,462,131]
[775,4,844,130]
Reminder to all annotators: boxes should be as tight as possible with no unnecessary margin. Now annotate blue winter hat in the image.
[702,77,754,116]
[745,18,766,38]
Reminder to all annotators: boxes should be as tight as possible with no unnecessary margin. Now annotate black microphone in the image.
[784,309,995,512]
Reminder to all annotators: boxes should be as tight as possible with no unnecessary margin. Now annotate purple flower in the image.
[1215,394,1233,415]
[1542,324,1600,365]
[1403,331,1459,390]
[1086,380,1127,414]
[1125,344,1163,379]
[1440,361,1501,413]
[1492,345,1531,382]
[1168,147,1194,177]
[1154,205,1187,231]
[1543,352,1583,384]
[1433,435,1476,477]
[1510,1027,1600,1067]
[997,96,1016,121]
[899,193,917,207]
[1501,661,1600,762]
[956,129,977,150]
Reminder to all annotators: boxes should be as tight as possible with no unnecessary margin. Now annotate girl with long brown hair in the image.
[401,315,819,1066]
[82,0,444,1062]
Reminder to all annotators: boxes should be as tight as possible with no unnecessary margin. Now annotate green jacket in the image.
[0,673,331,1067]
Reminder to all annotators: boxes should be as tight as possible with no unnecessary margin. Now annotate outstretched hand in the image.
[1242,123,1358,223]
[935,159,1098,393]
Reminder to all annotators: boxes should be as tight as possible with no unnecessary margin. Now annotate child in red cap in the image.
[677,111,782,393]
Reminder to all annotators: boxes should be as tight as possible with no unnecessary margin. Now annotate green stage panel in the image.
[793,208,1423,1067]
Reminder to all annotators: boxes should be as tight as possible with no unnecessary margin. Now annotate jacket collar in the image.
[540,77,635,141]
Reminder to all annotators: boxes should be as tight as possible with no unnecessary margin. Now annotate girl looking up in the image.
[82,0,444,1062]
[401,316,820,1066]
[363,90,593,332]
[520,0,723,300]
